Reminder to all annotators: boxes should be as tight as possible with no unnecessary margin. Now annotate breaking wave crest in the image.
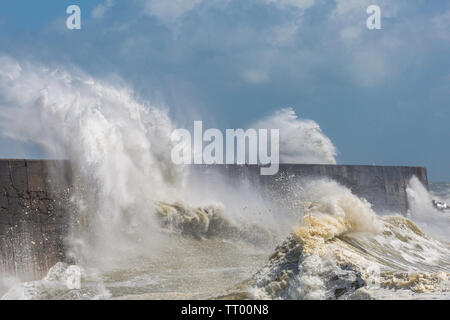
[221,180,450,300]
[253,108,337,164]
[0,55,186,265]
[156,202,277,245]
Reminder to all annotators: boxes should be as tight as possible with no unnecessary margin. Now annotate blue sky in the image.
[0,0,449,180]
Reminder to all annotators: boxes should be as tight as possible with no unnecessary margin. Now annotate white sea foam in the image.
[0,263,111,300]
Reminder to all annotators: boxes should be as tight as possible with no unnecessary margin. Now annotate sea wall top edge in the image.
[0,159,427,171]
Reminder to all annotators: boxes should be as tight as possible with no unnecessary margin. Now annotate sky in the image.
[0,0,449,181]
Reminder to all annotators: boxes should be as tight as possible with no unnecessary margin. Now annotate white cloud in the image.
[351,50,388,87]
[141,0,316,25]
[142,0,203,23]
[92,0,115,19]
[327,0,414,87]
[269,22,300,46]
[332,0,366,17]
[433,10,450,40]
[332,0,400,19]
[339,26,362,44]
[242,70,269,84]
[262,0,315,10]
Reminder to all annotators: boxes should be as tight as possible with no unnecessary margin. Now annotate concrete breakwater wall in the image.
[0,160,72,281]
[192,164,429,214]
[0,160,428,281]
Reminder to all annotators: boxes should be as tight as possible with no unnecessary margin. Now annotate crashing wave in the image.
[219,180,450,300]
[432,200,450,212]
[1,262,110,300]
[155,201,277,246]
[252,108,337,165]
[0,56,449,300]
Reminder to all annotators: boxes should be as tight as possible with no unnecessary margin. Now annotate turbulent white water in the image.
[407,177,450,242]
[0,55,190,264]
[0,56,290,298]
[0,56,449,300]
[236,179,450,300]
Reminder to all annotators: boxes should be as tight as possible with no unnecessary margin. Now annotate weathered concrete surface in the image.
[192,164,428,214]
[0,160,72,281]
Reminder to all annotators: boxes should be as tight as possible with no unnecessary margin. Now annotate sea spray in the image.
[253,108,337,165]
[0,55,185,267]
[407,176,450,242]
[1,56,448,300]
[222,179,450,300]
[0,56,289,269]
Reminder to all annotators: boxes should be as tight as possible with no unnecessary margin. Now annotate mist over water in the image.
[0,56,449,300]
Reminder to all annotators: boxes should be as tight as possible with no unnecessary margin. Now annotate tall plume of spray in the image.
[253,108,337,165]
[0,56,340,269]
[0,56,185,266]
